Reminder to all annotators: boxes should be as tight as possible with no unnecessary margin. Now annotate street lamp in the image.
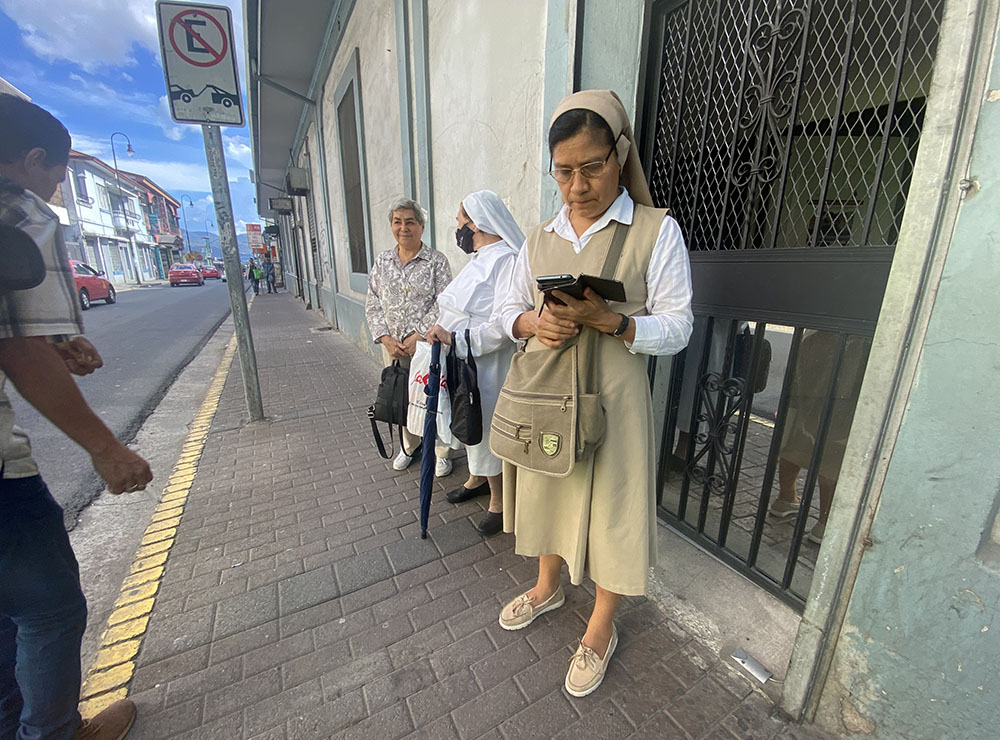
[179,194,194,263]
[110,131,141,285]
[205,220,215,260]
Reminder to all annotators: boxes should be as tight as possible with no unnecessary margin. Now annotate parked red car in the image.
[168,263,204,287]
[200,264,220,279]
[69,259,116,310]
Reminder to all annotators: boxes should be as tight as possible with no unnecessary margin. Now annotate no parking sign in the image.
[156,1,244,126]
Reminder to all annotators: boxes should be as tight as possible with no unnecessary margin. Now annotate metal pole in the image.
[201,124,264,422]
[180,195,193,259]
[205,220,215,261]
[110,132,142,285]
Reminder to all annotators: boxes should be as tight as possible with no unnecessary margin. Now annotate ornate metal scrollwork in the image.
[687,372,748,496]
[731,6,807,188]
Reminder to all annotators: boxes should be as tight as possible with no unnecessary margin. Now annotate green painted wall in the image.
[820,32,1000,740]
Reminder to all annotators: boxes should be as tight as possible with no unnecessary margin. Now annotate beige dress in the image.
[501,205,666,595]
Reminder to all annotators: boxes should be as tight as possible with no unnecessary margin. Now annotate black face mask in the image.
[456,224,476,254]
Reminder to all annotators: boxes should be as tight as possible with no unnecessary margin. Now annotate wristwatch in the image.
[610,313,630,337]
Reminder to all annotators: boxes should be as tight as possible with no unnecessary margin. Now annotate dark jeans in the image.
[0,476,87,740]
[266,274,275,293]
[251,278,260,295]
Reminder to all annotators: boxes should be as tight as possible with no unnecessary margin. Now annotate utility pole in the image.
[157,0,261,422]
[203,124,264,421]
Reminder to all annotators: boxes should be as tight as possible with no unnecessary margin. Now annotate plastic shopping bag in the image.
[406,341,454,445]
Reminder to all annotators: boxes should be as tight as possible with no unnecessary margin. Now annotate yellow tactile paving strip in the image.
[78,335,238,717]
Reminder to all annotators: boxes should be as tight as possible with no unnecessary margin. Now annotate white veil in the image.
[461,190,525,250]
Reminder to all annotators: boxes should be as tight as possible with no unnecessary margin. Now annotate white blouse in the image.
[496,188,694,355]
[436,239,520,357]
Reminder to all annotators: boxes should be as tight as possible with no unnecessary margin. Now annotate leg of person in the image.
[434,444,452,478]
[808,475,837,544]
[474,474,504,536]
[565,585,621,697]
[770,458,801,517]
[0,476,87,740]
[499,555,565,631]
[0,615,22,739]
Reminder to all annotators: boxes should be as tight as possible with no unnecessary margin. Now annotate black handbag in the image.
[367,360,410,459]
[447,330,483,446]
[734,327,772,394]
[0,223,46,294]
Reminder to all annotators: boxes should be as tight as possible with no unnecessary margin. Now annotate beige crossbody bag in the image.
[488,222,628,478]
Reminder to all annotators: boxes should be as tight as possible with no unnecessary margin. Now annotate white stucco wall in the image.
[320,0,403,301]
[425,0,547,266]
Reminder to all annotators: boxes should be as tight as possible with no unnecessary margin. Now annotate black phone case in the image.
[537,273,626,303]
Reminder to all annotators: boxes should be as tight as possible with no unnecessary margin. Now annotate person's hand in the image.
[425,325,451,345]
[545,288,618,332]
[401,332,422,356]
[52,336,104,376]
[379,335,408,360]
[535,304,580,348]
[90,440,153,495]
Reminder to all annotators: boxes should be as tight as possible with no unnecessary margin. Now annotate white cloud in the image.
[0,0,158,71]
[224,134,253,169]
[124,158,211,193]
[0,0,246,76]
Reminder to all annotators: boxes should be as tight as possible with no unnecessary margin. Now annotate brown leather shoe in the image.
[76,699,136,740]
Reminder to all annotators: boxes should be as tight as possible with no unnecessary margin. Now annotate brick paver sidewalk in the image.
[123,294,827,740]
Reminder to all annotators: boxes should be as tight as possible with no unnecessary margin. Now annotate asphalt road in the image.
[6,278,234,526]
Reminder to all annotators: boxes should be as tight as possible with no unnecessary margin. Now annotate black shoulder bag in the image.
[447,329,483,445]
[367,360,410,459]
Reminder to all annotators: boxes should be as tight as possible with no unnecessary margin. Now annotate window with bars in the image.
[645,0,942,253]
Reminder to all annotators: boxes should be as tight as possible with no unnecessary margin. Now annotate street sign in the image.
[156,1,244,127]
[247,223,265,254]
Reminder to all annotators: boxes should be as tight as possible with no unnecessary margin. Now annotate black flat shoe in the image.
[476,511,503,536]
[446,480,489,503]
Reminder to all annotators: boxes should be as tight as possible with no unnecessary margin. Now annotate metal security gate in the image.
[640,0,942,608]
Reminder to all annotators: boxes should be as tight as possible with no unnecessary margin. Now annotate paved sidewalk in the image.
[120,294,827,740]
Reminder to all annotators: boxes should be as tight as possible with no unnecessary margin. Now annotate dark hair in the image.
[547,109,615,154]
[0,94,71,166]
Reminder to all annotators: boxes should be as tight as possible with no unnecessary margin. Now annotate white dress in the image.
[436,239,520,477]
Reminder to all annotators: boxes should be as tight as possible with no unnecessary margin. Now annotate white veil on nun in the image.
[461,190,525,250]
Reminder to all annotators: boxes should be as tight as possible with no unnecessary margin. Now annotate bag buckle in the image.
[366,404,376,420]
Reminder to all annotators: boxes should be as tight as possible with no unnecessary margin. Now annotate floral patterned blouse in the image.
[365,243,453,342]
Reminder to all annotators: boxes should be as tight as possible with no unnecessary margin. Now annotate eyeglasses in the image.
[548,146,616,184]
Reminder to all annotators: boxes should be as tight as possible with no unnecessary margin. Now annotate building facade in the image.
[122,171,184,277]
[66,151,159,284]
[246,1,1000,737]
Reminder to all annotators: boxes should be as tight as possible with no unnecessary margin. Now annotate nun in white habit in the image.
[426,190,524,536]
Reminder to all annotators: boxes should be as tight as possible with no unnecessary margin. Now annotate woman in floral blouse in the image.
[365,197,453,474]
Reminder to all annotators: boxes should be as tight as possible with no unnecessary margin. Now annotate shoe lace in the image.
[510,593,534,617]
[570,640,600,672]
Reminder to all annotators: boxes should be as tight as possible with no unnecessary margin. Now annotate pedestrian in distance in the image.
[493,90,693,698]
[0,92,153,740]
[262,253,276,293]
[365,198,454,475]
[425,191,524,536]
[246,258,261,295]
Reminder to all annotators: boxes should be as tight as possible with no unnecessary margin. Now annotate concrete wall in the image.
[319,0,401,353]
[815,18,1000,739]
[425,0,547,263]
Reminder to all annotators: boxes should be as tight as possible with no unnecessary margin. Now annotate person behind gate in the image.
[493,90,693,697]
[425,190,524,537]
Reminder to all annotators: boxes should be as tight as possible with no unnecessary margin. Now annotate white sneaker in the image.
[392,449,415,471]
[435,457,453,477]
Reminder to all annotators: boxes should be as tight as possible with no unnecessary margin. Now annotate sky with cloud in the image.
[0,0,261,245]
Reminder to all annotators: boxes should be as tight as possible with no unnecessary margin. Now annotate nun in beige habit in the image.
[494,90,693,697]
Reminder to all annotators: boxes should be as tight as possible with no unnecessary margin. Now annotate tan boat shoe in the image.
[76,698,136,740]
[768,497,800,519]
[565,624,618,698]
[498,584,565,631]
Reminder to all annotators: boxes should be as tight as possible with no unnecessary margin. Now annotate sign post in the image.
[157,1,263,422]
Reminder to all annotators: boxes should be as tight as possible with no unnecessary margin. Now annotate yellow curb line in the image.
[79,335,238,716]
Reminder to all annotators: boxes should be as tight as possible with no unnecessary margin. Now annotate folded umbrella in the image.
[418,340,443,538]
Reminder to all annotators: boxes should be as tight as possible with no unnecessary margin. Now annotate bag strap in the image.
[599,221,629,281]
[463,329,477,372]
[367,405,395,459]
